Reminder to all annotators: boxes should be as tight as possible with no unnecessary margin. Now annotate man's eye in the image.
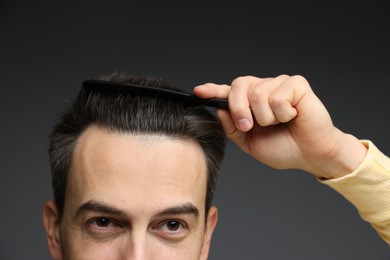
[86,217,122,235]
[152,219,188,241]
[153,220,188,239]
[95,217,111,227]
[163,221,182,232]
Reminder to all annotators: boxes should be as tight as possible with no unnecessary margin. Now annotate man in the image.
[43,73,390,259]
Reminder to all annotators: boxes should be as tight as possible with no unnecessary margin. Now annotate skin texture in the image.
[43,126,218,260]
[194,75,367,179]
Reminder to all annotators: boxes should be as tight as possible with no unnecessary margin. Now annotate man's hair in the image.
[49,72,226,219]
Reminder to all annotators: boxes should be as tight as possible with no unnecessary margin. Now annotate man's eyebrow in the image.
[155,203,199,219]
[74,200,126,218]
[74,200,199,219]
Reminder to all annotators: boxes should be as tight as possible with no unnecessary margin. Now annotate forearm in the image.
[321,140,390,244]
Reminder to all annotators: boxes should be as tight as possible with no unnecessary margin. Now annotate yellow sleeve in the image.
[321,140,390,245]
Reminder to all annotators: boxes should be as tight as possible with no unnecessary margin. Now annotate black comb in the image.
[83,80,228,109]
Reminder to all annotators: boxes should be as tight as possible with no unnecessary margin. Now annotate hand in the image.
[194,75,367,179]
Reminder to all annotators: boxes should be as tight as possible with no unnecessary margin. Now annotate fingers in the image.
[267,76,305,123]
[229,75,295,131]
[251,75,300,124]
[193,83,231,99]
[194,74,309,132]
[245,75,290,126]
[228,76,261,132]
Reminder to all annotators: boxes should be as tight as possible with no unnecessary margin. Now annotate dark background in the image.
[1,1,389,259]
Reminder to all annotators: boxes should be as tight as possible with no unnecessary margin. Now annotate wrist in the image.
[319,132,367,180]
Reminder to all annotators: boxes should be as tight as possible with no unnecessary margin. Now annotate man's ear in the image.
[200,206,218,260]
[43,200,63,260]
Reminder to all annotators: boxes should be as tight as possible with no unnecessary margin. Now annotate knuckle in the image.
[231,75,255,88]
[289,75,309,86]
[248,85,267,103]
[277,74,290,79]
[269,94,284,107]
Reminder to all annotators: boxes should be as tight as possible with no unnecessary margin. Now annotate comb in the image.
[83,80,228,109]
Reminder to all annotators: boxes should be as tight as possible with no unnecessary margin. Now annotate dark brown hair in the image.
[48,72,226,219]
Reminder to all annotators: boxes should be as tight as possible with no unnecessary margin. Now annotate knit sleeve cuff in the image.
[320,140,390,243]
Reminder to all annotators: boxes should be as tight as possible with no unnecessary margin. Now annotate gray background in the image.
[1,1,390,259]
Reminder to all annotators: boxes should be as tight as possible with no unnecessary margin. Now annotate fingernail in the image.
[237,118,251,131]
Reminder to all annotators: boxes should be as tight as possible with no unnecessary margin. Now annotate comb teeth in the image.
[82,80,228,109]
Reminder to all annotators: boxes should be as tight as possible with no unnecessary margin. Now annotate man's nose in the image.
[121,229,153,260]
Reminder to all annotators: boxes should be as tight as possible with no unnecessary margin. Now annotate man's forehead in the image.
[67,125,208,200]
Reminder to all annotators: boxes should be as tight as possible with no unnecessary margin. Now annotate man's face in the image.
[43,126,218,260]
